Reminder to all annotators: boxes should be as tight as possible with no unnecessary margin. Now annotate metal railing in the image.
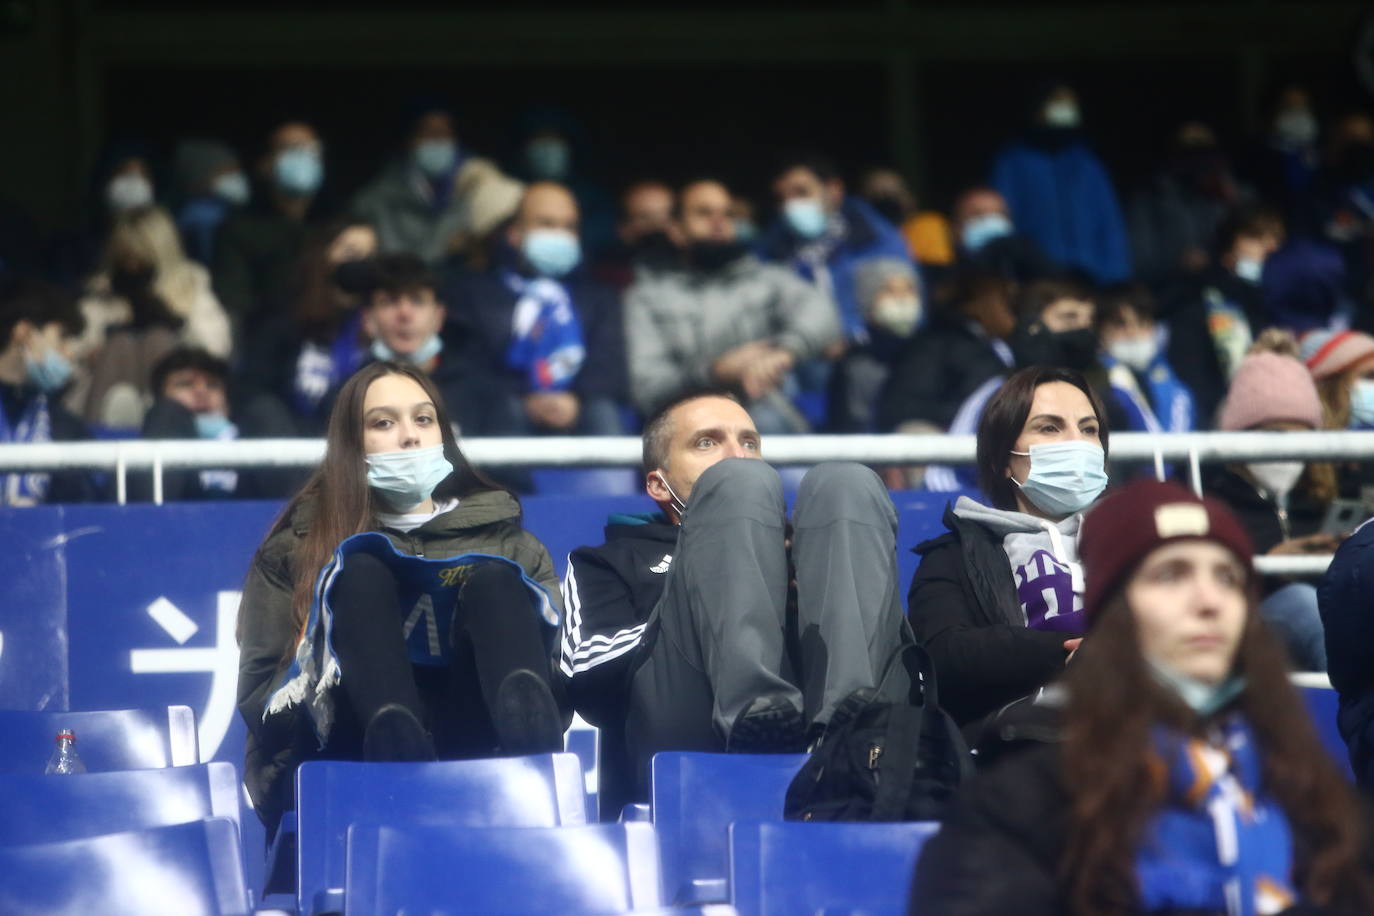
[2,430,1368,580]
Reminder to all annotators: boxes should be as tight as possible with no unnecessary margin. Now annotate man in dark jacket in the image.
[446,181,627,436]
[557,390,909,814]
[1318,518,1374,792]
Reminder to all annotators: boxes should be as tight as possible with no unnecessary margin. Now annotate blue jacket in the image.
[1318,520,1374,792]
[991,139,1131,284]
[760,196,917,341]
[1101,353,1195,433]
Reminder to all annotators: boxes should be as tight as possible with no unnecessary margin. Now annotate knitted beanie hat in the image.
[1300,329,1374,381]
[1080,479,1254,624]
[1218,351,1323,431]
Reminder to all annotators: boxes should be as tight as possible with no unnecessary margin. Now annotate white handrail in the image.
[5,430,1374,472]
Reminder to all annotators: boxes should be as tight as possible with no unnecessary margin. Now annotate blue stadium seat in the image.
[0,817,250,916]
[296,752,587,915]
[344,821,661,915]
[531,468,641,496]
[651,752,809,904]
[728,820,939,916]
[1301,685,1354,780]
[565,723,601,821]
[0,706,198,773]
[0,761,239,846]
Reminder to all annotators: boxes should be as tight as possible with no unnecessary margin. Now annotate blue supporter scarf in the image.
[502,272,586,392]
[1103,357,1195,434]
[1136,716,1297,916]
[0,390,52,505]
[263,531,558,747]
[291,312,367,418]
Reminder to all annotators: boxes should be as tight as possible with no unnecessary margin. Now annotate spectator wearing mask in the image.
[353,106,523,268]
[1129,121,1250,294]
[589,180,676,292]
[857,167,955,273]
[1316,112,1374,304]
[447,181,627,436]
[909,367,1107,734]
[1203,350,1332,671]
[624,179,840,433]
[238,220,378,433]
[515,111,615,257]
[72,206,232,431]
[1302,328,1374,505]
[214,121,328,340]
[760,152,917,344]
[1242,85,1322,225]
[879,271,1016,436]
[1165,203,1285,427]
[915,478,1373,916]
[1096,284,1195,434]
[991,83,1131,285]
[0,277,97,506]
[829,257,924,431]
[951,186,1057,284]
[46,147,159,290]
[134,347,299,502]
[171,139,251,267]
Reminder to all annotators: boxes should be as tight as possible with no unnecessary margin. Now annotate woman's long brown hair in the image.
[242,361,496,662]
[1060,587,1374,915]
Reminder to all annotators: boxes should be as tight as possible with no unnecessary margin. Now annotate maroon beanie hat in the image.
[1079,479,1255,624]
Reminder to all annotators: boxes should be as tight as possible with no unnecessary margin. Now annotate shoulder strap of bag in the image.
[869,703,923,821]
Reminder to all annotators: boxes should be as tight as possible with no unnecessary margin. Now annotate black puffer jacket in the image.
[908,504,1073,733]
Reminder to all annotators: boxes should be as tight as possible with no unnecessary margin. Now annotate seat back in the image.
[728,820,939,916]
[0,706,198,773]
[344,821,660,915]
[0,817,249,916]
[1301,685,1354,780]
[0,761,239,846]
[651,752,809,903]
[296,752,586,914]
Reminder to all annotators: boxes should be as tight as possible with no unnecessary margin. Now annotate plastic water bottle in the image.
[45,730,87,774]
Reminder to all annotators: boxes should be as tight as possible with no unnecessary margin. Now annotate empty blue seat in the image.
[652,752,809,904]
[0,817,250,916]
[0,761,239,846]
[1301,684,1354,780]
[344,821,661,915]
[0,706,198,773]
[296,752,587,915]
[729,820,939,916]
[565,723,601,820]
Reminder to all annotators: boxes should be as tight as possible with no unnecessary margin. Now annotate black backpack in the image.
[784,635,973,822]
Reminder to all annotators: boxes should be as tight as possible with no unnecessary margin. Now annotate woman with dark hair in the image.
[235,361,565,830]
[908,365,1109,733]
[913,478,1374,915]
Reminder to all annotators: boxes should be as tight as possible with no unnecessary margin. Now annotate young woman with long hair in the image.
[235,361,565,830]
[913,478,1373,915]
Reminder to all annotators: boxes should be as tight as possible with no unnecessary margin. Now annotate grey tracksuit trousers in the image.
[624,458,908,792]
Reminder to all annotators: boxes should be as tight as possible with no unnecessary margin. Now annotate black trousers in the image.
[321,551,557,760]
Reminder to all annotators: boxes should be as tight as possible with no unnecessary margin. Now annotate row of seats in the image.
[0,687,1352,915]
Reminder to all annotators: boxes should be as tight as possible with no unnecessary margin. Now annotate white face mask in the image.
[1043,99,1081,129]
[868,294,922,338]
[1234,256,1264,284]
[1274,109,1317,147]
[366,444,454,511]
[107,173,154,212]
[1246,461,1304,499]
[1108,336,1158,371]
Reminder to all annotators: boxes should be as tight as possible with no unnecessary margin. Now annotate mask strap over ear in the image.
[656,473,688,517]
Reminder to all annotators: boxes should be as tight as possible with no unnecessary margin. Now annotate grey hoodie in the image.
[952,495,1086,633]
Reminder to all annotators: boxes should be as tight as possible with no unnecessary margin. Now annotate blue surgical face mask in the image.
[414,139,457,178]
[783,197,828,240]
[1149,659,1246,718]
[525,137,571,180]
[194,412,235,439]
[366,443,455,511]
[371,333,444,367]
[1350,379,1374,428]
[1009,440,1108,517]
[25,347,73,393]
[960,213,1013,253]
[212,171,250,205]
[274,147,323,195]
[522,228,581,277]
[1234,256,1263,284]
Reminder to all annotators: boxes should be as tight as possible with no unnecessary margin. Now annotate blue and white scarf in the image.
[292,311,367,418]
[263,531,559,746]
[0,390,52,505]
[503,272,585,392]
[1136,717,1297,916]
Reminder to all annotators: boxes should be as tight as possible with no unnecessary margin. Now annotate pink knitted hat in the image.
[1219,351,1324,431]
[1300,329,1374,381]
